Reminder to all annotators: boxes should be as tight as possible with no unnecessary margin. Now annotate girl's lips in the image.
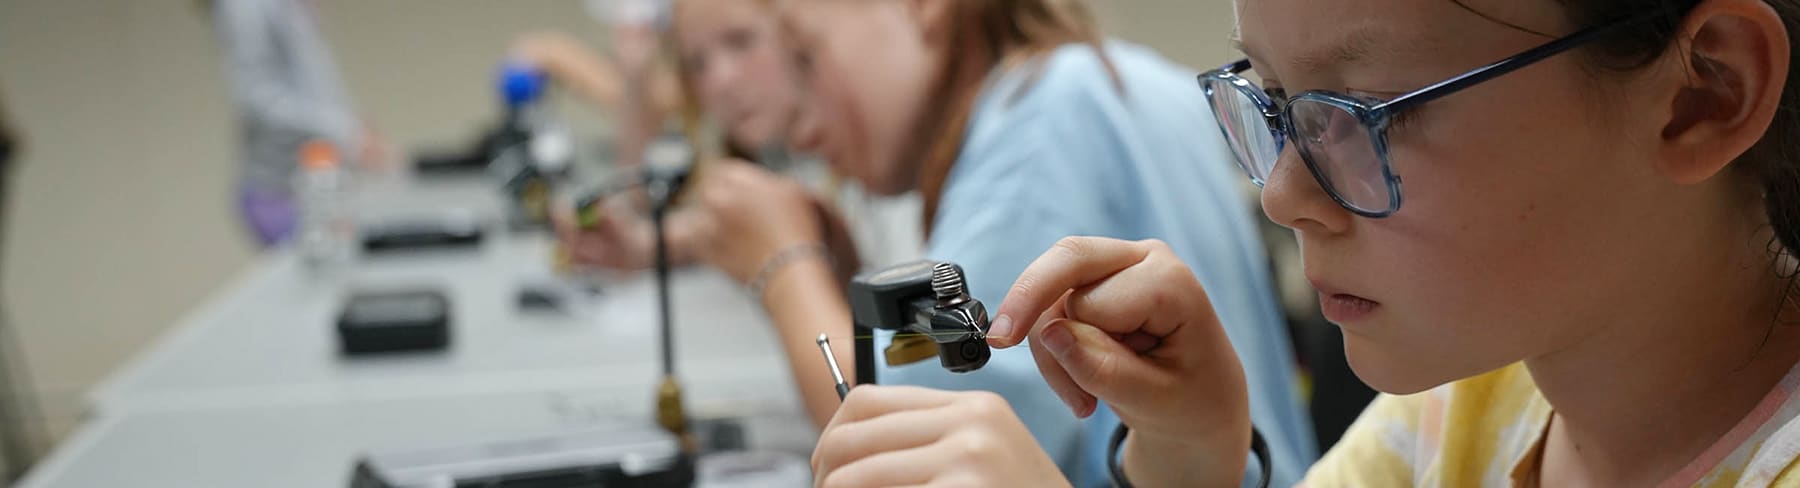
[1320,292,1379,323]
[1310,279,1380,324]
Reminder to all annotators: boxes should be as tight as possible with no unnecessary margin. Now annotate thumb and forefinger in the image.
[1029,316,1177,417]
[990,237,1151,348]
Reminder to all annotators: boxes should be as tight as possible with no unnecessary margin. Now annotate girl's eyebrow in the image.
[1232,24,1428,74]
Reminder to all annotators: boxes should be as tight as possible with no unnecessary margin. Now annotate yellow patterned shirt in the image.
[1302,363,1800,487]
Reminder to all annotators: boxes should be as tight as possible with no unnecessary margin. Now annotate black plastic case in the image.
[360,219,484,254]
[348,426,695,488]
[337,290,451,355]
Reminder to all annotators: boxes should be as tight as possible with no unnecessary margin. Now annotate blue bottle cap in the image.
[498,61,548,107]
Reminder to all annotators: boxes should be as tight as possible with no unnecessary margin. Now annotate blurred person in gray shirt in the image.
[208,0,384,247]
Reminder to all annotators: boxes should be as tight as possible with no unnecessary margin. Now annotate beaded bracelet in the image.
[1107,422,1271,488]
[747,243,832,299]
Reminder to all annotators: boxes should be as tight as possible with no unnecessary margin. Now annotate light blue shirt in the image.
[874,42,1316,487]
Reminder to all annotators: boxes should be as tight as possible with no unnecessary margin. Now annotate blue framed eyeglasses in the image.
[1200,13,1657,218]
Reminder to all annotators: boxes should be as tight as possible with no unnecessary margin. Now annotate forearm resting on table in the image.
[759,256,855,428]
[511,33,626,109]
[1123,423,1250,488]
[509,33,681,115]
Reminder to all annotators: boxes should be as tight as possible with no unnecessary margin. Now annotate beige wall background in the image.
[0,0,1240,459]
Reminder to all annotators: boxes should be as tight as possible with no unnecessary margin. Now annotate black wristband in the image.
[1107,422,1270,488]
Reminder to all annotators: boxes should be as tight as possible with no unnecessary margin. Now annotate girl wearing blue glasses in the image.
[811,0,1800,486]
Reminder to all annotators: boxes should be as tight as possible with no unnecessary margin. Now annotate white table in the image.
[20,388,815,488]
[22,176,814,487]
[85,238,799,416]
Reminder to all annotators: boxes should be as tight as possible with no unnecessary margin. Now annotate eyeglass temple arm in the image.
[1374,13,1657,114]
[1221,58,1252,74]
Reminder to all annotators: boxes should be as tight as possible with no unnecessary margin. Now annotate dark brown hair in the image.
[1559,1,1800,255]
[911,0,1117,233]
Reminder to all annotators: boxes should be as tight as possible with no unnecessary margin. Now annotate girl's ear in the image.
[1655,0,1789,185]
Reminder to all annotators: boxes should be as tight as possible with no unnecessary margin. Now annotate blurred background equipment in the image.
[336,289,451,356]
[349,425,692,488]
[409,62,563,178]
[643,136,694,442]
[14,147,814,487]
[297,140,358,271]
[359,213,485,255]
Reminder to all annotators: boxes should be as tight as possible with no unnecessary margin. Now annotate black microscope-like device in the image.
[846,261,993,384]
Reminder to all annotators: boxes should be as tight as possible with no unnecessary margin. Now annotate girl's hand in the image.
[553,192,659,271]
[811,385,1069,488]
[990,237,1253,487]
[691,160,826,284]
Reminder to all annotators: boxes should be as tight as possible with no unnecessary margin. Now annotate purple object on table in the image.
[238,186,298,248]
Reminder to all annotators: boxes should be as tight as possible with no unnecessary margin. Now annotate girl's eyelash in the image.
[1352,92,1423,132]
[1386,108,1423,131]
[1263,86,1423,131]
